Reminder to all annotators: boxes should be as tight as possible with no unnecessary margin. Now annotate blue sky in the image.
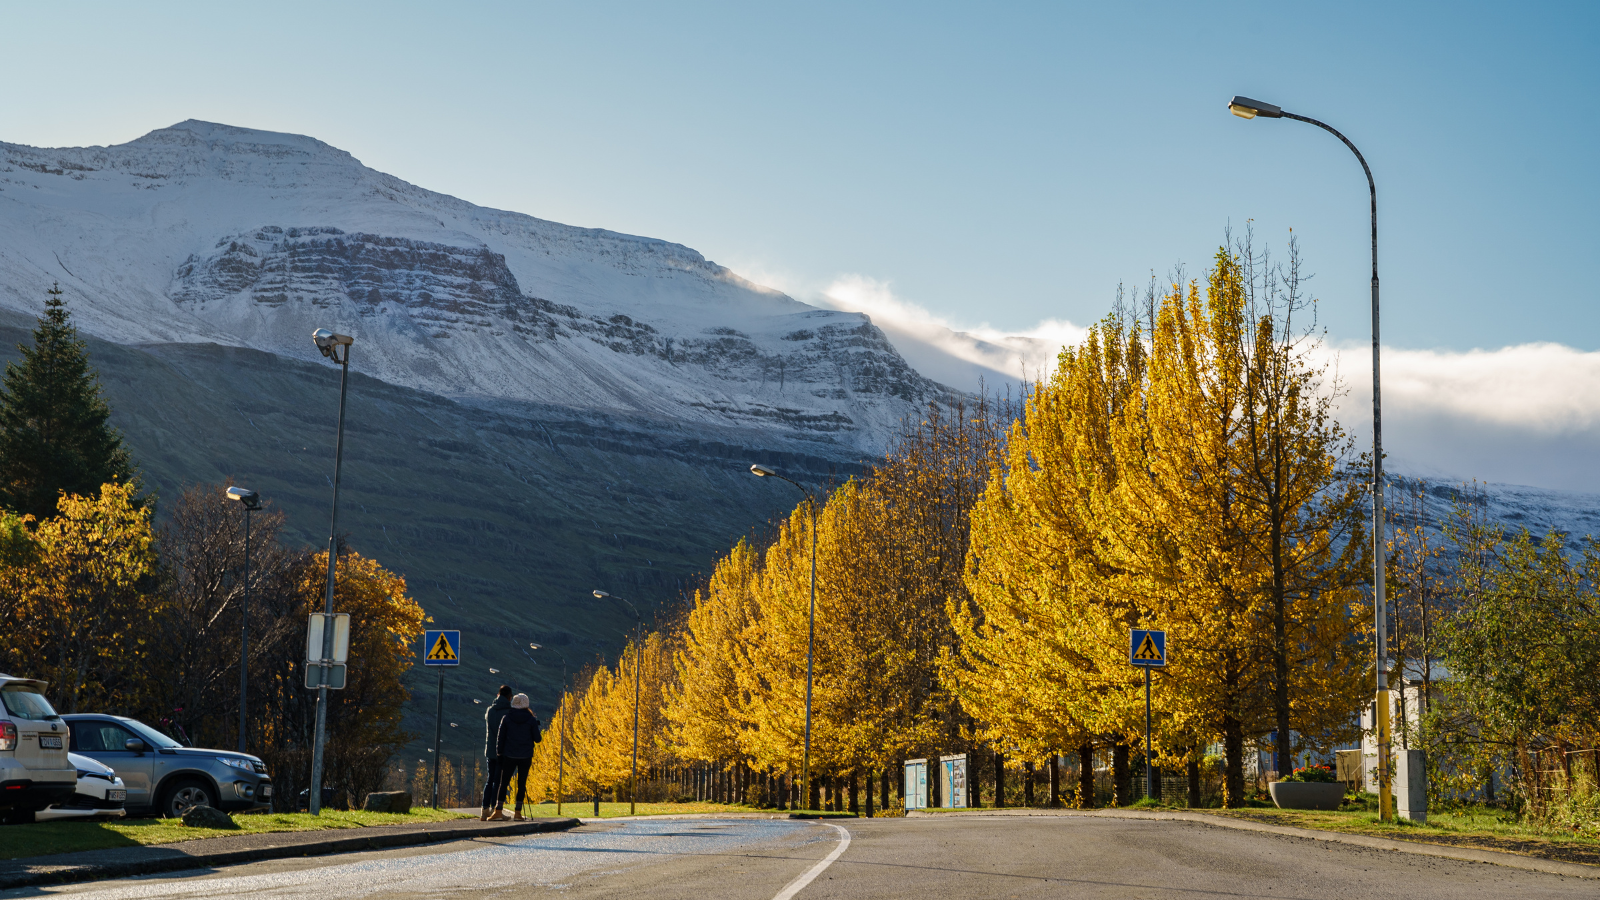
[4,1,1594,351]
[5,1,1600,490]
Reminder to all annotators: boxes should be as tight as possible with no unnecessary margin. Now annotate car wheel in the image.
[159,779,217,819]
[0,807,35,825]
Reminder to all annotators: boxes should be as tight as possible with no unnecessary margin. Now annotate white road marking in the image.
[771,822,851,900]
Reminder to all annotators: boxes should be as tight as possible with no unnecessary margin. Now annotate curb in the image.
[905,807,1600,880]
[0,817,581,890]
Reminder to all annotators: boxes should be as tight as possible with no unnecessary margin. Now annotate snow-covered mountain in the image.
[0,120,950,454]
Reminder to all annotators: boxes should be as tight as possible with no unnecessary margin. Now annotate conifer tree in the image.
[0,285,134,519]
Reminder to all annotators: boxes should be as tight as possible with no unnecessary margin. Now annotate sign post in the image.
[1129,628,1167,800]
[423,630,460,809]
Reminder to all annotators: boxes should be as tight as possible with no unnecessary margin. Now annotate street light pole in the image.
[531,643,569,815]
[309,328,354,816]
[749,464,817,810]
[1227,96,1391,821]
[226,487,262,755]
[591,590,643,816]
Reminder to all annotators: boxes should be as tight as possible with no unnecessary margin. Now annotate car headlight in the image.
[217,756,256,772]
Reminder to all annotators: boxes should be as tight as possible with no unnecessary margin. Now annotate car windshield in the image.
[121,719,182,749]
[1,684,59,720]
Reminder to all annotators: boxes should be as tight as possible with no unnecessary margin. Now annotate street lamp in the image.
[1227,95,1392,821]
[592,589,643,816]
[749,463,817,810]
[531,643,571,815]
[308,327,353,816]
[226,486,262,755]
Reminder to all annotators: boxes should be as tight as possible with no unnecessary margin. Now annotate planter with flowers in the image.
[1268,764,1345,810]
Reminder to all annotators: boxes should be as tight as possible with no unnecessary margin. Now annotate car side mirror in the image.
[125,738,149,754]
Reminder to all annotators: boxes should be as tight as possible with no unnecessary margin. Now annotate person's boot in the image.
[479,806,490,821]
[513,806,525,821]
[487,806,508,821]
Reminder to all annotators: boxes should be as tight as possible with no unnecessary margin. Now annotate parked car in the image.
[61,714,272,818]
[0,674,76,824]
[37,752,127,821]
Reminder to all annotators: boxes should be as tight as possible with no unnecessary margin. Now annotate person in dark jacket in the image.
[494,692,542,820]
[480,686,514,820]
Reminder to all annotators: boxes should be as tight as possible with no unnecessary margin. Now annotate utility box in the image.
[940,754,968,808]
[903,759,928,810]
[1396,749,1427,824]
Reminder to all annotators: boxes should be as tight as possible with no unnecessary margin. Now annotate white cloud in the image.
[812,273,1600,492]
[819,274,1084,388]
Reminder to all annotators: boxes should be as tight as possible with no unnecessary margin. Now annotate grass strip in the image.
[3,808,469,860]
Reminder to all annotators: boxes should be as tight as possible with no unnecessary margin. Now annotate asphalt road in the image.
[11,815,1596,900]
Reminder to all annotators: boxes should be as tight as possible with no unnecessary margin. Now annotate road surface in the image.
[11,815,1595,899]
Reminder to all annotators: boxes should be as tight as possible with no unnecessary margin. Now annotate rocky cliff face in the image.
[0,121,951,456]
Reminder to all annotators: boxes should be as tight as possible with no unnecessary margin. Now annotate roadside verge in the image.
[0,816,580,890]
[906,808,1600,880]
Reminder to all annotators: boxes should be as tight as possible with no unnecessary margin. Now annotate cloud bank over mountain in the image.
[815,278,1600,494]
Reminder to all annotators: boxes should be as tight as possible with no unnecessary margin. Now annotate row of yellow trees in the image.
[528,242,1373,809]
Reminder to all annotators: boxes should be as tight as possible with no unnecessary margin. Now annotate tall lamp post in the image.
[226,486,262,755]
[748,463,816,810]
[530,643,570,815]
[308,327,353,816]
[1227,95,1391,821]
[591,590,643,816]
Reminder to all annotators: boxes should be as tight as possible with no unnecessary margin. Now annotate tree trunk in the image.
[994,751,1006,808]
[1077,745,1095,809]
[1024,760,1035,807]
[1223,716,1246,808]
[848,770,859,813]
[1049,754,1061,808]
[865,769,875,817]
[1187,754,1202,808]
[1112,743,1131,807]
[882,767,892,811]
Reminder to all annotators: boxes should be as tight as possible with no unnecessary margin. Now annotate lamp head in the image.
[592,590,609,599]
[1228,96,1283,120]
[312,328,354,360]
[225,486,262,510]
[750,464,776,477]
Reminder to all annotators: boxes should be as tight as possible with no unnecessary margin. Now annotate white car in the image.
[0,675,76,824]
[36,753,127,821]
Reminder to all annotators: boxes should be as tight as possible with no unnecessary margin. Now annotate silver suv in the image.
[0,675,76,824]
[62,714,272,818]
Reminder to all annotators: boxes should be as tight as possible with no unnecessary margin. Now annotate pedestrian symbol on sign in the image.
[423,630,460,665]
[1129,629,1166,667]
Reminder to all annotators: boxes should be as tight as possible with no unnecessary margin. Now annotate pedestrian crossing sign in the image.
[1129,629,1166,667]
[424,630,460,666]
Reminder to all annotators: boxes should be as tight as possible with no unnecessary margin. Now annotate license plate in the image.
[259,784,272,798]
[39,735,62,749]
[107,789,126,802]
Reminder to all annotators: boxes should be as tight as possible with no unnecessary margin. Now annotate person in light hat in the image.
[491,692,541,820]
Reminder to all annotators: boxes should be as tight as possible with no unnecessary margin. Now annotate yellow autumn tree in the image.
[15,482,161,713]
[948,321,1146,796]
[953,240,1368,808]
[667,539,760,766]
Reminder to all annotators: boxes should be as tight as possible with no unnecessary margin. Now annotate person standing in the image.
[494,692,542,821]
[480,686,513,821]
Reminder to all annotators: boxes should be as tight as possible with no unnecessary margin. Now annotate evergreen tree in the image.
[0,285,134,519]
